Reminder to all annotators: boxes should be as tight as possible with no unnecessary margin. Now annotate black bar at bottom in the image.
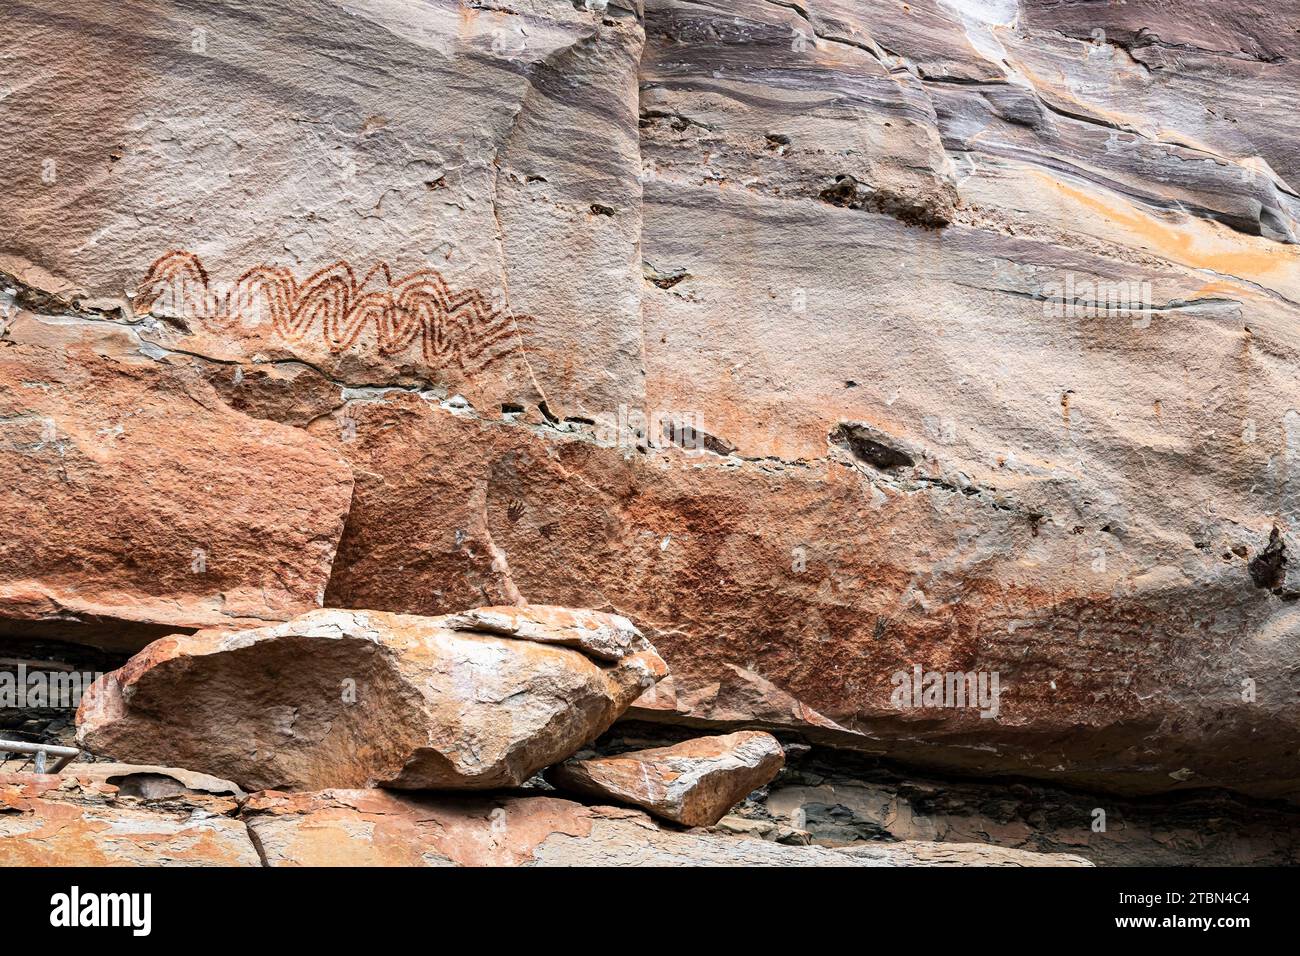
[0,864,1279,944]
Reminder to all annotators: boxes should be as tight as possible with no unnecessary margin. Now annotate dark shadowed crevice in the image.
[829,423,915,471]
[1248,526,1295,599]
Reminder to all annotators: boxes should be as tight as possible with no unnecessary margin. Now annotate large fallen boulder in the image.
[549,731,785,826]
[445,605,646,663]
[242,789,1092,867]
[0,766,258,866]
[76,606,667,792]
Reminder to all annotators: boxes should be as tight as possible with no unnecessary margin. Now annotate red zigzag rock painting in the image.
[135,250,531,372]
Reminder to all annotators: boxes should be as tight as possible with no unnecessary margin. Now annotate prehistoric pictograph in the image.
[135,250,531,372]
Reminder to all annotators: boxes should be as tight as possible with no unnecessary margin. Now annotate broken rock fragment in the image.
[0,767,258,866]
[549,731,786,827]
[445,605,648,662]
[76,607,667,792]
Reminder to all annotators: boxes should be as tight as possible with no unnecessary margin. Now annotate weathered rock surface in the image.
[550,731,785,826]
[2,0,1299,813]
[609,725,1300,867]
[445,605,649,662]
[0,767,258,866]
[0,313,353,647]
[76,607,667,792]
[242,788,1090,866]
[761,768,1300,868]
[65,762,247,801]
[314,391,1300,800]
[0,765,1092,866]
[0,0,646,421]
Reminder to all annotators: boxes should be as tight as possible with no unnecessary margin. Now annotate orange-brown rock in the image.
[4,0,1300,817]
[0,768,1093,867]
[446,605,650,663]
[0,0,647,423]
[77,607,667,792]
[550,731,785,826]
[0,766,258,866]
[314,393,1300,801]
[242,788,1091,867]
[0,310,353,646]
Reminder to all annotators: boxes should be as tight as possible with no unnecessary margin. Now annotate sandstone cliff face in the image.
[2,0,1299,809]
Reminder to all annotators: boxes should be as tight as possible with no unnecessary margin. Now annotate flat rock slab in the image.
[0,771,1093,866]
[77,607,667,792]
[0,0,647,420]
[243,788,1092,867]
[549,731,786,826]
[0,768,259,866]
[61,762,247,801]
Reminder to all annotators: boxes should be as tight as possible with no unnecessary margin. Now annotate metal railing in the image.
[0,739,79,773]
